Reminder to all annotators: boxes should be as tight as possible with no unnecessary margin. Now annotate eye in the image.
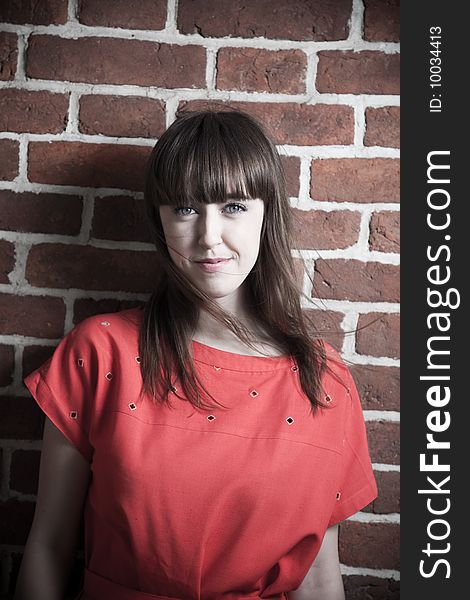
[223,202,247,214]
[173,206,196,216]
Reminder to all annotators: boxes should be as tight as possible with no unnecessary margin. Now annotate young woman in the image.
[15,110,377,600]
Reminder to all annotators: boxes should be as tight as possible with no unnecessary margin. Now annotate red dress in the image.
[24,307,377,600]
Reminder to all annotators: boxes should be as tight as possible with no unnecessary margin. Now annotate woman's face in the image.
[159,198,265,308]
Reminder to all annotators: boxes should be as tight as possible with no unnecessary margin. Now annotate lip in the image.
[195,258,232,272]
[195,258,231,263]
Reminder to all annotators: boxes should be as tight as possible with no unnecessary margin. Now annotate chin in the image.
[203,285,237,297]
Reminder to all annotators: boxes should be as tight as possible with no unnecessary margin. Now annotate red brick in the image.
[0,32,18,80]
[0,89,68,133]
[0,139,19,180]
[217,48,307,94]
[349,364,400,411]
[10,450,41,495]
[303,309,345,351]
[367,421,399,464]
[357,313,400,359]
[0,293,65,338]
[0,396,44,440]
[0,344,14,386]
[0,190,82,235]
[281,156,300,197]
[364,0,400,42]
[313,260,399,302]
[27,36,206,88]
[178,0,352,41]
[316,51,400,94]
[363,471,400,514]
[292,208,361,250]
[365,107,400,148]
[28,142,151,191]
[73,298,144,325]
[339,522,399,569]
[77,0,166,30]
[0,0,67,25]
[343,575,400,599]
[311,158,400,203]
[25,244,160,293]
[23,344,57,378]
[79,95,166,139]
[369,211,400,253]
[0,498,35,544]
[0,239,15,283]
[92,196,153,243]
[179,101,354,146]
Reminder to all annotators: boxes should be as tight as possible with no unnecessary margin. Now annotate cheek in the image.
[161,229,190,266]
[167,246,180,265]
[234,219,263,261]
[247,211,264,243]
[162,225,193,250]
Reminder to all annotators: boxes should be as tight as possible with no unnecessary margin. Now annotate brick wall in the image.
[0,0,400,598]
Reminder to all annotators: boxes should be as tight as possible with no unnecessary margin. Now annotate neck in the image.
[194,306,251,341]
[192,306,284,357]
[192,287,260,343]
[202,285,250,321]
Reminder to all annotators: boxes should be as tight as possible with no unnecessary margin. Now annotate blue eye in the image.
[172,202,247,216]
[173,206,195,216]
[224,203,247,214]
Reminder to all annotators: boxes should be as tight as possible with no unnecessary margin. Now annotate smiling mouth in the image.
[195,258,232,264]
[195,258,232,272]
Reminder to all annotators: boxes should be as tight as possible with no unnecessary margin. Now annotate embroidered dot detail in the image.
[135,356,141,363]
[69,411,78,419]
[325,394,333,404]
[336,492,341,500]
[207,414,216,421]
[77,358,84,367]
[214,365,221,371]
[100,321,110,326]
[286,416,294,424]
[249,389,259,398]
[129,402,137,411]
[291,365,299,372]
[105,372,113,380]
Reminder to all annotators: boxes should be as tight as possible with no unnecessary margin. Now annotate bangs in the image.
[146,111,281,207]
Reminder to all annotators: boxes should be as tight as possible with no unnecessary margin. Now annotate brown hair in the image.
[138,108,338,415]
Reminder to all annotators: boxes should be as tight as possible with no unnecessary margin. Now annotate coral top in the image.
[24,307,377,600]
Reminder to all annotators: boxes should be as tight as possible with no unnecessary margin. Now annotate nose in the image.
[197,206,223,249]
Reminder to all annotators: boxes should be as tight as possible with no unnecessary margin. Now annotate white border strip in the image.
[340,565,400,581]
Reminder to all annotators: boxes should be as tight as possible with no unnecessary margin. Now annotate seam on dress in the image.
[111,412,343,454]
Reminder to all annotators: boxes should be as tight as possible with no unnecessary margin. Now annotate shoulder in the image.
[66,306,143,352]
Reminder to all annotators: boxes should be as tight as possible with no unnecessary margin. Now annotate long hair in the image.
[138,108,336,415]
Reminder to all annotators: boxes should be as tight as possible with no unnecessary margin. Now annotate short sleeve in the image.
[23,320,104,463]
[328,367,378,526]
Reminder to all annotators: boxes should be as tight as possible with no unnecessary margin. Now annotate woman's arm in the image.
[288,525,345,600]
[14,417,91,600]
